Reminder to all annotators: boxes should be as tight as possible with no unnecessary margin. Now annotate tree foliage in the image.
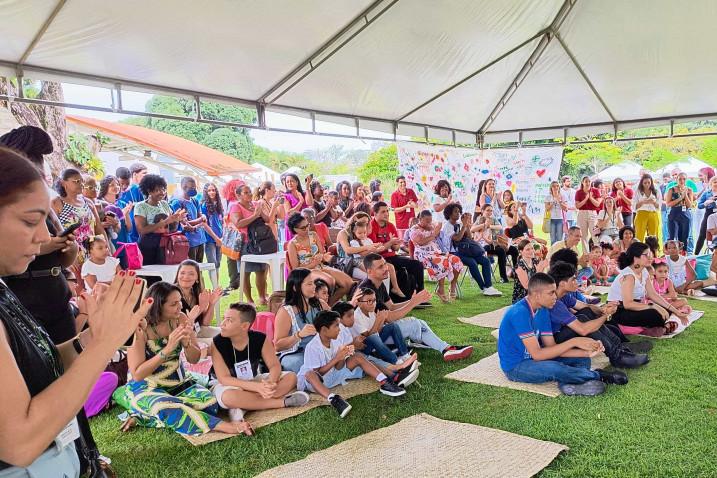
[64,132,110,176]
[125,96,256,161]
[357,144,398,187]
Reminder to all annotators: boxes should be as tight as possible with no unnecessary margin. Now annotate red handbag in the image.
[159,232,189,265]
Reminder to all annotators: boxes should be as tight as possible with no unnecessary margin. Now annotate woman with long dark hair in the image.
[286,212,353,304]
[664,172,694,246]
[633,173,661,242]
[273,268,329,373]
[200,182,224,271]
[173,259,222,343]
[281,173,311,242]
[610,178,634,227]
[98,175,133,250]
[0,147,153,474]
[607,242,688,334]
[118,281,252,436]
[575,175,602,254]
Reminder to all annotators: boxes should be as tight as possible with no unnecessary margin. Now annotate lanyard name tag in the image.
[194,322,201,334]
[55,418,80,449]
[234,360,254,380]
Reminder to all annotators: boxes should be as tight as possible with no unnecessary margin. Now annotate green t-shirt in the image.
[134,200,172,224]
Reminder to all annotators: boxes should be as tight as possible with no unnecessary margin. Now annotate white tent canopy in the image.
[655,157,714,178]
[595,161,643,183]
[2,0,717,145]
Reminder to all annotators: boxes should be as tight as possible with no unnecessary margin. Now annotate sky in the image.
[61,83,381,154]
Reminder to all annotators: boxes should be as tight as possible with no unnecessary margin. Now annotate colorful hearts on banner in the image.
[506,180,512,186]
[481,169,489,174]
[536,169,546,178]
[464,164,470,171]
[506,173,513,179]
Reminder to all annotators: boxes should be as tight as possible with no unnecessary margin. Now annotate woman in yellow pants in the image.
[633,174,662,241]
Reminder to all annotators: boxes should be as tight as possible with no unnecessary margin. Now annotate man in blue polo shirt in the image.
[170,177,207,262]
[118,162,147,242]
[497,273,624,396]
[547,261,649,370]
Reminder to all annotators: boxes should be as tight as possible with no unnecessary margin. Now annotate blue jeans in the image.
[395,318,449,353]
[456,251,492,289]
[661,209,669,242]
[668,210,691,246]
[279,351,304,373]
[363,322,407,364]
[505,357,599,386]
[204,241,222,271]
[550,219,564,244]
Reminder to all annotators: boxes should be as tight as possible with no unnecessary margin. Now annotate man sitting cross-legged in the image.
[547,262,649,369]
[498,273,627,396]
[358,253,473,361]
[210,303,310,423]
[297,310,407,419]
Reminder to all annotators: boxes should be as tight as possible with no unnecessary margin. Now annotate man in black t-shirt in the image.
[210,303,309,422]
[358,254,473,362]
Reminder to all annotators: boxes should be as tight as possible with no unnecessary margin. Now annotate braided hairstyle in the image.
[0,125,53,168]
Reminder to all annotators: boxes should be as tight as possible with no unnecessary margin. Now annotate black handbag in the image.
[246,219,278,255]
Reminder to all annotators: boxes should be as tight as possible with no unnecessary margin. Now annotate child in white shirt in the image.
[349,222,405,297]
[297,310,406,418]
[81,235,121,292]
[664,240,703,294]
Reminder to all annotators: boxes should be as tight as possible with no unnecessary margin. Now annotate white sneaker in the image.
[483,286,503,296]
[229,408,245,422]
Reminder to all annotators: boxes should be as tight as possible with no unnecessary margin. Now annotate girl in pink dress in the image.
[651,262,691,314]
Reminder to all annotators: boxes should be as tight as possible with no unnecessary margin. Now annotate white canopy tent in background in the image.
[594,161,643,183]
[2,0,717,147]
[654,157,714,178]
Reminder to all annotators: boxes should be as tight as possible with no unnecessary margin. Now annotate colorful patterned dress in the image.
[113,327,222,436]
[409,226,463,281]
[57,197,96,264]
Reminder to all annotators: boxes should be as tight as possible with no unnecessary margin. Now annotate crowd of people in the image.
[1,123,716,474]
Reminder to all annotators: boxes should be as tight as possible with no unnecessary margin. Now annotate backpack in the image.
[113,242,143,270]
[158,232,189,265]
[246,218,278,255]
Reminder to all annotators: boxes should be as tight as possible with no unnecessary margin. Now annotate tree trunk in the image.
[0,78,71,178]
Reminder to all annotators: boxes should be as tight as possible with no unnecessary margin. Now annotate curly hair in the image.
[443,202,462,220]
[138,174,167,197]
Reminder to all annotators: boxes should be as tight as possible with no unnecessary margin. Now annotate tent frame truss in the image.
[3,0,717,149]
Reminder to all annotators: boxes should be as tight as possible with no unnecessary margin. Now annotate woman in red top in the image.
[611,178,634,227]
[391,175,419,230]
[575,176,602,254]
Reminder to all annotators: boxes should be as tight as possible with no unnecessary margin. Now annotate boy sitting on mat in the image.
[210,303,310,424]
[331,300,420,388]
[547,261,649,369]
[497,273,627,396]
[297,310,407,418]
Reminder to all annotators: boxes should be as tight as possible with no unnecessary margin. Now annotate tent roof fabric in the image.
[66,115,256,176]
[3,0,717,140]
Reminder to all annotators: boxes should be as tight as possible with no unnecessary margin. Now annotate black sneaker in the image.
[559,380,606,396]
[392,368,420,388]
[329,394,352,418]
[414,302,433,309]
[611,351,649,369]
[379,380,407,397]
[595,368,628,385]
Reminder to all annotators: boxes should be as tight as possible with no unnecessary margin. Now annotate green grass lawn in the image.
[90,268,717,477]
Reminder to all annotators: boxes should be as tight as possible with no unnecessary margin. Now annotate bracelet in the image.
[72,335,84,354]
[158,350,167,360]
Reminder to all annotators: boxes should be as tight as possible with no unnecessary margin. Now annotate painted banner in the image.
[397,142,563,218]
[484,147,563,217]
[396,142,488,216]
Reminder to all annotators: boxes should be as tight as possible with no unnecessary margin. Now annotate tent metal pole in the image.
[257,0,399,105]
[17,0,67,66]
[395,28,547,122]
[552,29,616,123]
[477,0,577,136]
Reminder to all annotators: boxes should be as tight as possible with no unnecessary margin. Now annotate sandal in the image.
[437,292,451,304]
[664,321,679,335]
[120,417,137,432]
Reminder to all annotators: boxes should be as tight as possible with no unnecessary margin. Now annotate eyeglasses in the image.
[83,185,99,191]
[295,224,309,230]
[358,299,376,304]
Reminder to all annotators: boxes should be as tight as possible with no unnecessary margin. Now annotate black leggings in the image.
[612,303,667,328]
[385,255,425,292]
[695,208,715,255]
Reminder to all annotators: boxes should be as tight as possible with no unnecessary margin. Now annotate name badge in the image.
[193,322,201,334]
[234,360,254,380]
[55,418,80,449]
